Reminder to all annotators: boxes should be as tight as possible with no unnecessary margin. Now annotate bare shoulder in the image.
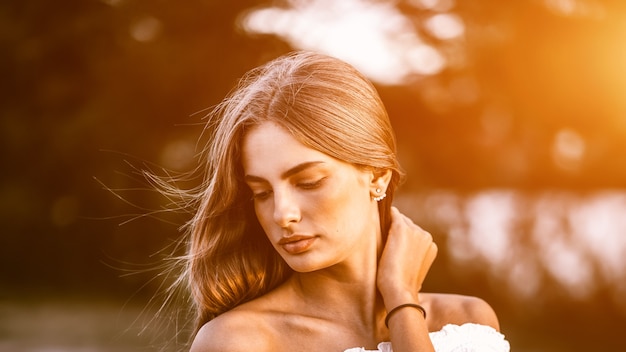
[190,308,275,352]
[420,292,500,332]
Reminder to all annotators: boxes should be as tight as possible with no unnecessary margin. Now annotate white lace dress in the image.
[344,323,510,352]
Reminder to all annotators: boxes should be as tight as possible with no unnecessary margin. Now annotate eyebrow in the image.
[244,161,326,183]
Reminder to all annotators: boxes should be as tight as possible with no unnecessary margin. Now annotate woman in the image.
[171,51,509,351]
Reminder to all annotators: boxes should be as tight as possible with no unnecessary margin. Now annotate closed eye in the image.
[297,177,327,190]
[251,189,272,200]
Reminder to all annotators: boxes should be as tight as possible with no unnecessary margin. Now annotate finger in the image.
[427,242,438,266]
[411,224,433,251]
[390,207,424,234]
[416,243,438,286]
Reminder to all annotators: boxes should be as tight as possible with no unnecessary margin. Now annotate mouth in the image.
[278,235,317,255]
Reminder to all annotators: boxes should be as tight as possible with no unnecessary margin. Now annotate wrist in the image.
[381,290,420,310]
[385,303,427,327]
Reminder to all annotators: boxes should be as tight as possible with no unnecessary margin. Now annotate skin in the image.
[190,122,500,352]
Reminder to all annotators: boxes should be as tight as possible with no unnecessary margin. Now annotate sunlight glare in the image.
[535,226,595,299]
[241,0,446,85]
[396,190,626,307]
[408,0,456,12]
[543,0,607,19]
[424,13,465,40]
[552,128,586,172]
[508,258,542,299]
[568,192,626,282]
[130,16,162,43]
[464,191,517,270]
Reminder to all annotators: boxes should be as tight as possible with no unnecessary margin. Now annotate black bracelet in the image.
[384,303,427,327]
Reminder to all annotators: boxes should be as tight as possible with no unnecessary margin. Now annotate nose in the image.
[273,189,301,228]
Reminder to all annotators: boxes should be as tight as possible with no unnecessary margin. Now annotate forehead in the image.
[241,122,332,175]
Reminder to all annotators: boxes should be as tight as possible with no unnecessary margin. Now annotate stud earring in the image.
[373,189,386,202]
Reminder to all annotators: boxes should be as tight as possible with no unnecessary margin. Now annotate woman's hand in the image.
[377,207,438,308]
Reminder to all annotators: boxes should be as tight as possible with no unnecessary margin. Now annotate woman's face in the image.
[241,121,381,272]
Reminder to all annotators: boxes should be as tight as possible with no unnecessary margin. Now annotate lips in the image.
[278,235,317,255]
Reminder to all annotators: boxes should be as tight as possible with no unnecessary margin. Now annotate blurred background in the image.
[2,0,626,350]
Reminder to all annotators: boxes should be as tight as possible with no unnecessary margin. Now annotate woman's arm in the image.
[190,312,272,352]
[377,207,438,352]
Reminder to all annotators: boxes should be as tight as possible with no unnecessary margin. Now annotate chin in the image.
[285,262,322,273]
[282,255,328,273]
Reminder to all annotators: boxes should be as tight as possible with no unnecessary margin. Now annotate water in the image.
[396,189,626,315]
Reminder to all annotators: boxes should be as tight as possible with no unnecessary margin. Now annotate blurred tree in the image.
[0,0,290,294]
[1,0,626,350]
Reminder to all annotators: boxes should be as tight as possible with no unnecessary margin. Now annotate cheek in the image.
[320,181,371,224]
[253,202,274,232]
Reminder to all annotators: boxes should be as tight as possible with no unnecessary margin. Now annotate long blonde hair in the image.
[166,51,404,333]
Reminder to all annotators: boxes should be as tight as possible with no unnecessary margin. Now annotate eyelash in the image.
[251,177,327,200]
[297,177,326,189]
[252,190,272,200]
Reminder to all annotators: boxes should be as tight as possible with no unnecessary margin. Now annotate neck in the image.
[286,229,387,332]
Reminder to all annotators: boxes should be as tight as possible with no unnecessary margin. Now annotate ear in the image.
[369,169,393,198]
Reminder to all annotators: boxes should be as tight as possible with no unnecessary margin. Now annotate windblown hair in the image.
[166,51,404,335]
